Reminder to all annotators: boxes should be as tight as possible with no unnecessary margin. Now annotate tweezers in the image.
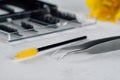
[52,36,120,59]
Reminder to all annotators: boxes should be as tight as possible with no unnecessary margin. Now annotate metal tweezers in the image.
[52,36,120,60]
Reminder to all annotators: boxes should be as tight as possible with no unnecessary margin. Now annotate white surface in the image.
[1,0,120,80]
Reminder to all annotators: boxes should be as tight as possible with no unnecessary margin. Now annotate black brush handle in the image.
[37,36,87,51]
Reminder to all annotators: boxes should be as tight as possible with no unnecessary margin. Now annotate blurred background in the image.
[42,0,89,13]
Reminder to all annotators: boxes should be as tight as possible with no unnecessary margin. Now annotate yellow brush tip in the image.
[15,47,38,60]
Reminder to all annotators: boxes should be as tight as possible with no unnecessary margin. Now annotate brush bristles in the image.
[15,47,38,60]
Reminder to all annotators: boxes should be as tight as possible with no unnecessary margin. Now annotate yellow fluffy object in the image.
[86,0,120,22]
[15,47,38,60]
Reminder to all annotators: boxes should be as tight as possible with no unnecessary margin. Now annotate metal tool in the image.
[52,36,120,60]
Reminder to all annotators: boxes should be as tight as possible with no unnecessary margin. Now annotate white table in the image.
[1,0,120,80]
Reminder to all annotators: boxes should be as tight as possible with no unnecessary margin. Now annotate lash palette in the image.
[0,0,96,42]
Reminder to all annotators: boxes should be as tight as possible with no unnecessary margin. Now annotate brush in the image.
[15,36,87,60]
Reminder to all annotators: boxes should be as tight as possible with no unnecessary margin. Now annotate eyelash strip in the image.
[0,24,17,33]
[51,11,76,21]
[0,24,22,36]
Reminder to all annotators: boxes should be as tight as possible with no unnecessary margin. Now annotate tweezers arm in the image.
[80,36,120,50]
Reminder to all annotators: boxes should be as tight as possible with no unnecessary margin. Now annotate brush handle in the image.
[37,36,87,51]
